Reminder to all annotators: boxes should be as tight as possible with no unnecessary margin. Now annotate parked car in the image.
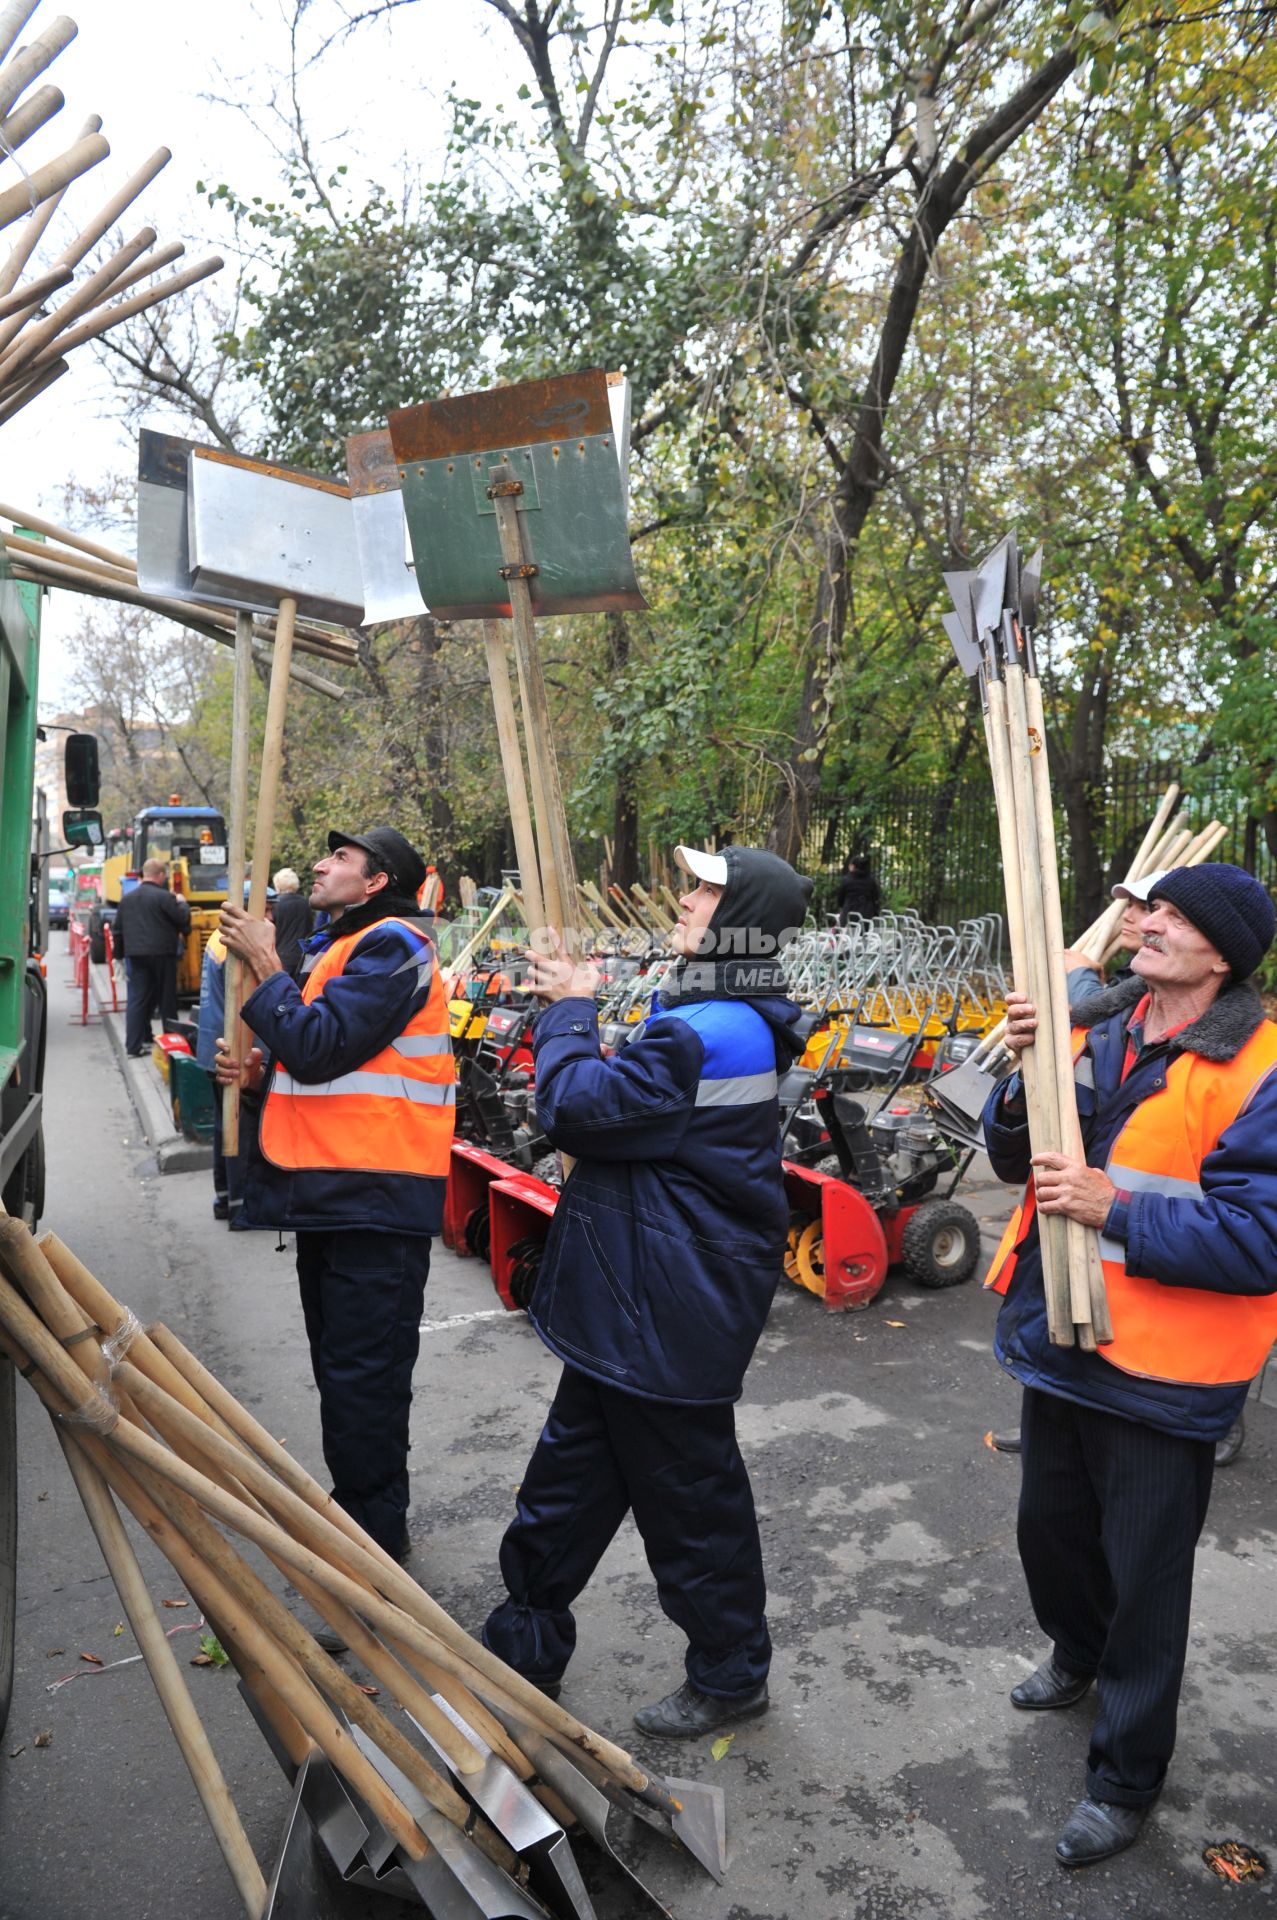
[47,878,70,929]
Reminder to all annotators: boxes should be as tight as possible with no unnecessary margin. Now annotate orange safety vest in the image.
[985,1017,1277,1387]
[260,916,455,1178]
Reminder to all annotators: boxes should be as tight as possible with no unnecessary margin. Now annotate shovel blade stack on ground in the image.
[940,536,1109,1350]
[0,1216,726,1917]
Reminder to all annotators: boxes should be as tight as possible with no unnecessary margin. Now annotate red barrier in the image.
[103,923,120,1012]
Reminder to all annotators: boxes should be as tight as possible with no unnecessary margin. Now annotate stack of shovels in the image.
[0,1216,727,1917]
[938,536,1109,1349]
[935,782,1228,1119]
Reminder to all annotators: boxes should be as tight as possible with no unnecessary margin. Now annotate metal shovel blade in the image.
[347,427,430,625]
[263,1745,422,1915]
[409,1695,598,1920]
[972,536,1011,641]
[941,609,981,679]
[186,446,365,626]
[345,1721,551,1920]
[1020,544,1044,631]
[490,1700,728,1894]
[941,569,977,644]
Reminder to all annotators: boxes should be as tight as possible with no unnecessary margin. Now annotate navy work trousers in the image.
[124,954,178,1053]
[483,1365,771,1699]
[1018,1385,1215,1808]
[295,1228,430,1557]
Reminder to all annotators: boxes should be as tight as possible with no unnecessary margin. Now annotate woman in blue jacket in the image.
[483,845,811,1738]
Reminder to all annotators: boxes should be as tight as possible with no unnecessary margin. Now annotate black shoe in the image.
[633,1679,769,1739]
[1011,1653,1094,1711]
[990,1429,1022,1453]
[1056,1796,1147,1868]
[126,1047,150,1058]
[212,1196,230,1220]
[1215,1417,1245,1467]
[288,1596,348,1655]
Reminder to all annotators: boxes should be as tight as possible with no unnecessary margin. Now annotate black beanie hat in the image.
[1148,863,1276,981]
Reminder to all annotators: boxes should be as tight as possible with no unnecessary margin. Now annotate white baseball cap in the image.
[1111,867,1169,904]
[675,845,729,886]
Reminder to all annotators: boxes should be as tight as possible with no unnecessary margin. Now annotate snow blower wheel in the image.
[792,1218,826,1298]
[506,1236,544,1312]
[901,1199,981,1289]
[464,1204,491,1263]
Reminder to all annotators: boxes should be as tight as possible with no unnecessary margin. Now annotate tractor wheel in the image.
[506,1236,544,1312]
[792,1219,826,1299]
[901,1199,981,1289]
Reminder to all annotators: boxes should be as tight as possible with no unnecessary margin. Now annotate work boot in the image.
[633,1679,769,1740]
[1055,1797,1147,1868]
[286,1593,348,1655]
[1010,1653,1094,1711]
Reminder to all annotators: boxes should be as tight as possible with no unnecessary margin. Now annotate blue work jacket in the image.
[983,977,1277,1441]
[528,993,804,1405]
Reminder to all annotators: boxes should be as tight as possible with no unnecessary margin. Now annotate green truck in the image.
[0,550,101,1737]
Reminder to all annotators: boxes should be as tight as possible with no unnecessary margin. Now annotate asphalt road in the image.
[2,943,1275,1919]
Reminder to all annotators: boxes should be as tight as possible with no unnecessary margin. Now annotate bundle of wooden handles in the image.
[480,462,581,958]
[0,4,224,426]
[968,785,1228,1074]
[943,539,1108,1348]
[0,1213,682,1916]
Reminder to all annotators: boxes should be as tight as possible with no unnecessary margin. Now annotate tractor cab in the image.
[126,802,228,904]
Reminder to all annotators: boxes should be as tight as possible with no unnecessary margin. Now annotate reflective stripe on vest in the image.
[260,915,455,1179]
[694,1069,779,1107]
[984,1016,1277,1387]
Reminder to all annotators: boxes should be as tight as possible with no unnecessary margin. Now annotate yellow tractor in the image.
[90,799,228,1000]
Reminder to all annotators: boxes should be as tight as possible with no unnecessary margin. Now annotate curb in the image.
[87,960,214,1175]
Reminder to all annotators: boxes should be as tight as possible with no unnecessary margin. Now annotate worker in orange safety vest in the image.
[981,862,1277,1870]
[216,826,454,1621]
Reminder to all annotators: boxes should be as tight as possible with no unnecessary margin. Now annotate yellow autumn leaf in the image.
[711,1733,735,1761]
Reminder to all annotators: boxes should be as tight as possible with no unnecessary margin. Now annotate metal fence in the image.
[806,763,1276,929]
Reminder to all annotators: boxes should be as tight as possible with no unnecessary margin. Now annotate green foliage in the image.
[103,1,1277,897]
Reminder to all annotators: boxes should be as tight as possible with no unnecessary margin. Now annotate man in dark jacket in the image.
[483,844,812,1737]
[270,867,313,975]
[216,827,455,1590]
[115,858,191,1055]
[983,863,1277,1868]
[835,853,881,923]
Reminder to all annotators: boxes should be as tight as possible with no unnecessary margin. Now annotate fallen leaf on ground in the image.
[112,1623,125,1637]
[44,1649,63,1658]
[161,1598,189,1609]
[710,1733,735,1761]
[885,1320,908,1328]
[36,1491,47,1502]
[356,1683,380,1697]
[8,1745,25,1757]
[190,1653,215,1667]
[33,1730,52,1748]
[78,1652,102,1666]
[196,1632,229,1668]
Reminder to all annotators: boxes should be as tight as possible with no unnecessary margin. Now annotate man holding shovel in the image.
[483,845,811,1737]
[215,826,455,1593]
[982,863,1277,1867]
